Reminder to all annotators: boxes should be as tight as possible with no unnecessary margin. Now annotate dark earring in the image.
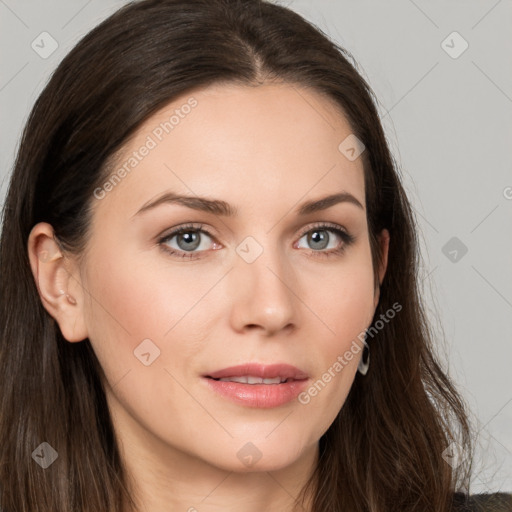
[357,338,370,375]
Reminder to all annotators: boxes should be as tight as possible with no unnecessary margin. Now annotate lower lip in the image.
[203,377,309,408]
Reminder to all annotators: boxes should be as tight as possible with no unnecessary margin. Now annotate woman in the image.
[0,0,510,511]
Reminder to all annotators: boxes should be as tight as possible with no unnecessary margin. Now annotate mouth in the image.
[207,375,297,384]
[204,362,309,382]
[202,363,309,408]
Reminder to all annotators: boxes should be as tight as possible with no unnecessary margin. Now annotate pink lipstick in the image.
[203,363,309,408]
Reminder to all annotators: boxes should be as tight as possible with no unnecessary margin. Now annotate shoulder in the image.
[452,492,512,512]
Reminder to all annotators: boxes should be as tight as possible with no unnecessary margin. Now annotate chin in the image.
[203,437,313,474]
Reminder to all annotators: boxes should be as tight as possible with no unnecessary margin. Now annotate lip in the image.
[205,363,309,381]
[203,363,309,408]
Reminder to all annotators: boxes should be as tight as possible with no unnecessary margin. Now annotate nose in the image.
[228,241,298,336]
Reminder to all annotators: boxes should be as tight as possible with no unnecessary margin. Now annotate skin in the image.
[28,82,389,512]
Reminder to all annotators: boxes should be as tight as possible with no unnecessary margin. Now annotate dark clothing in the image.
[452,492,512,511]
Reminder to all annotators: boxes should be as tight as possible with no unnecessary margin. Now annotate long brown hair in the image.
[0,0,475,510]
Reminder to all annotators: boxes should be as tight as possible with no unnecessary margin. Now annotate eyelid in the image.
[296,221,350,239]
[158,222,212,240]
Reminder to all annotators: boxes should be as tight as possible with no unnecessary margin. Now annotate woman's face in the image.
[40,82,388,474]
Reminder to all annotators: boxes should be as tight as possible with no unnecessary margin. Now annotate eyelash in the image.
[158,222,355,260]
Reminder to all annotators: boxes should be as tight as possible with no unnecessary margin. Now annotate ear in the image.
[27,222,88,343]
[374,228,390,309]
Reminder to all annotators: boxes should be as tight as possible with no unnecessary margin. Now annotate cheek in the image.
[81,246,221,376]
[314,253,377,346]
[298,255,376,418]
[80,247,213,430]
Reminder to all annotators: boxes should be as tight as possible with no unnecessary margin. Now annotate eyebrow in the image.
[133,190,364,218]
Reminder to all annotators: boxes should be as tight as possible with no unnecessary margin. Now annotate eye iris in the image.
[177,231,201,251]
[308,230,329,250]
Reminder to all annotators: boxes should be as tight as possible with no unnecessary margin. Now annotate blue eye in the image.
[295,223,355,257]
[158,222,355,260]
[159,223,215,258]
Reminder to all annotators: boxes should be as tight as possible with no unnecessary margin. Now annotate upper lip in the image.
[205,363,309,381]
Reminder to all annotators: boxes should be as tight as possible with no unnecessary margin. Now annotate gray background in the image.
[1,0,511,494]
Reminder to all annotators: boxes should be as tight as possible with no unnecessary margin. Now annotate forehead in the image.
[93,82,366,220]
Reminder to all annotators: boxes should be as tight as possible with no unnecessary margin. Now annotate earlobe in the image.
[27,222,88,343]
